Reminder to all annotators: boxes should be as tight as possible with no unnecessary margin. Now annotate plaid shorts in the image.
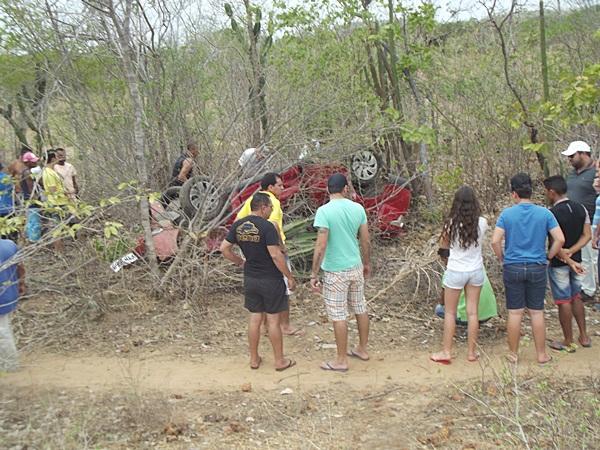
[322,265,367,321]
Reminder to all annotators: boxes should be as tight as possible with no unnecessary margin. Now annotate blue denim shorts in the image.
[503,263,547,310]
[443,268,485,289]
[548,265,582,304]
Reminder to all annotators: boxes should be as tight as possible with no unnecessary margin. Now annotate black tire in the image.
[162,186,181,204]
[350,149,381,185]
[180,176,226,221]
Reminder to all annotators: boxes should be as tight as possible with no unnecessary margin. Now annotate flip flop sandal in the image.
[275,359,296,372]
[283,328,305,337]
[430,355,451,365]
[504,353,518,364]
[320,362,349,372]
[548,341,576,353]
[250,356,262,370]
[579,338,592,348]
[347,350,370,361]
[467,352,480,362]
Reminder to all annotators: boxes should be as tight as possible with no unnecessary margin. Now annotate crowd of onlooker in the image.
[0,146,78,372]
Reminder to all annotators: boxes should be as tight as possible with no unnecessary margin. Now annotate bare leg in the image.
[529,309,550,363]
[248,313,263,368]
[465,284,482,361]
[326,320,349,370]
[351,313,369,360]
[506,308,524,358]
[557,303,574,346]
[572,298,590,346]
[265,312,288,369]
[431,287,461,361]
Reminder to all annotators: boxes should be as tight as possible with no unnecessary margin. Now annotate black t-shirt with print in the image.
[549,199,588,267]
[226,215,282,279]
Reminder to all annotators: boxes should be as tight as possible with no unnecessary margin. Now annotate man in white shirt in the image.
[239,146,269,174]
[54,148,79,201]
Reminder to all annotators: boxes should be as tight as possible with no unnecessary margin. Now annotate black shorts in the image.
[244,276,288,314]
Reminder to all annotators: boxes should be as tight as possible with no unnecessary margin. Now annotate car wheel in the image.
[180,176,226,221]
[351,149,381,184]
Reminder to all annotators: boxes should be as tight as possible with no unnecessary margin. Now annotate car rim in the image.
[190,180,221,215]
[352,151,378,181]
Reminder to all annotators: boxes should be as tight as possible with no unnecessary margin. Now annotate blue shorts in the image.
[548,265,582,304]
[443,268,484,289]
[503,263,547,310]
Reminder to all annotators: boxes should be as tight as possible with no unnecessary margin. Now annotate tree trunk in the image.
[243,0,263,146]
[108,0,160,278]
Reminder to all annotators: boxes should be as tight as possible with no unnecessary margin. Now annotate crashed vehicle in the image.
[131,150,411,264]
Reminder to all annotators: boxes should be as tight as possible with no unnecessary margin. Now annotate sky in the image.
[199,0,571,26]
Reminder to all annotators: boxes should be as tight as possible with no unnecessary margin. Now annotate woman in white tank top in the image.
[431,186,487,364]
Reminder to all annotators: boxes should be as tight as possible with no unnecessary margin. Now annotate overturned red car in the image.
[137,159,411,261]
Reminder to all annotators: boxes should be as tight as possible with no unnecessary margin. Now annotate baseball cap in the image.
[22,151,40,163]
[562,141,591,156]
[327,173,348,193]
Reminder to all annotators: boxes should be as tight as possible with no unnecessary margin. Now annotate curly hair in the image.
[442,186,481,249]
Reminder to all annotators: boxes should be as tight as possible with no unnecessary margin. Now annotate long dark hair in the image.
[442,186,481,249]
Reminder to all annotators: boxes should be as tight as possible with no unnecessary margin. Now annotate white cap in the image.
[562,140,591,156]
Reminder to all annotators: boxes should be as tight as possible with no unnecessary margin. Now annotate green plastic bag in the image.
[456,270,497,322]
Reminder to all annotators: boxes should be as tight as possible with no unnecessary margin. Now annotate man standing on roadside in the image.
[310,173,371,372]
[543,175,592,352]
[54,148,79,201]
[220,193,297,372]
[491,173,564,365]
[0,238,25,372]
[563,141,597,300]
[237,172,303,336]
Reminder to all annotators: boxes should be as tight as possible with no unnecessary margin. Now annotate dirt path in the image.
[4,343,599,393]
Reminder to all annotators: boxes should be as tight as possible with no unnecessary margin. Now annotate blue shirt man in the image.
[0,167,14,217]
[492,173,563,365]
[0,239,24,372]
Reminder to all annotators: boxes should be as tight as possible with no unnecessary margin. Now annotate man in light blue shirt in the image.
[492,173,564,365]
[311,173,371,372]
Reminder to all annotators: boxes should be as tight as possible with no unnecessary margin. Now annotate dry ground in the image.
[2,240,600,448]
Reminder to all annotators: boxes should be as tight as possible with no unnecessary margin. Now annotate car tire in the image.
[350,149,381,185]
[162,186,181,204]
[180,176,226,221]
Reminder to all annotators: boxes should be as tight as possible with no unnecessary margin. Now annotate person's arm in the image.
[547,226,566,260]
[17,263,25,296]
[177,158,193,183]
[438,225,450,265]
[561,223,591,258]
[593,224,600,250]
[358,223,371,278]
[310,227,329,290]
[270,221,286,253]
[491,227,505,263]
[72,175,79,195]
[267,245,295,291]
[219,239,245,267]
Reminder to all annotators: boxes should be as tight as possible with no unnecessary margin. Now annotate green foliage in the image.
[92,233,134,262]
[539,63,600,127]
[435,167,464,194]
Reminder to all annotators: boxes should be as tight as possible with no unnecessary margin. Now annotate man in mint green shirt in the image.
[310,173,371,372]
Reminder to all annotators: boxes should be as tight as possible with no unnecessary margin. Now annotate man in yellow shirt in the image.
[42,149,70,252]
[236,173,304,336]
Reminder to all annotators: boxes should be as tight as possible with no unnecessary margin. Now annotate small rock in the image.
[321,343,337,349]
[246,416,255,422]
[280,387,294,395]
[241,383,252,393]
[307,321,317,326]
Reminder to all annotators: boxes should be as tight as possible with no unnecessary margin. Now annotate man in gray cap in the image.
[310,173,371,372]
[563,140,597,300]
